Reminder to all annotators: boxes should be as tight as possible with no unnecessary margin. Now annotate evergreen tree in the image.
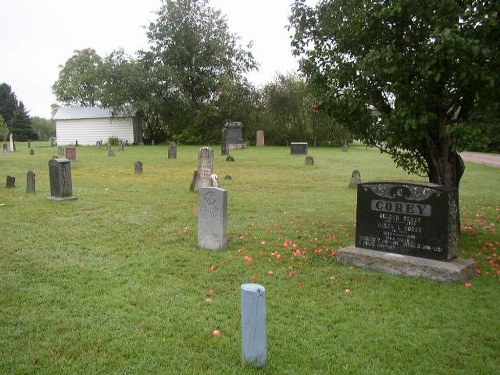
[0,83,18,125]
[10,102,38,141]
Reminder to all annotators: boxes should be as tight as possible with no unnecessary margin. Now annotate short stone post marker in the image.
[241,283,267,367]
[48,158,77,201]
[198,187,227,250]
[26,171,35,194]
[168,141,177,159]
[6,176,15,188]
[134,161,143,174]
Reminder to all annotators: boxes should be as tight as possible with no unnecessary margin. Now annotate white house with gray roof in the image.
[53,107,142,146]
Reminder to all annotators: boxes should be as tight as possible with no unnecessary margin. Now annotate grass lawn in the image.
[1,142,498,374]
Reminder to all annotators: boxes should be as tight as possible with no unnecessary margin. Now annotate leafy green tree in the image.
[0,115,9,141]
[31,116,55,141]
[0,83,18,125]
[290,0,498,187]
[10,102,38,141]
[52,48,104,106]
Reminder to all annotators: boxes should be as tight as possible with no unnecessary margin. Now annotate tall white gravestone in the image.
[9,133,14,152]
[198,187,227,250]
[241,283,267,367]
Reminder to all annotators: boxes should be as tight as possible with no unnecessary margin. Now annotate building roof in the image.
[53,106,136,120]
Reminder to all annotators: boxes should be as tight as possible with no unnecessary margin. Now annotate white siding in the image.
[56,118,135,146]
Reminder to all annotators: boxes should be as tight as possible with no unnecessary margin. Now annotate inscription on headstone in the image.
[48,158,77,200]
[26,171,35,194]
[134,161,143,174]
[290,142,308,155]
[256,130,265,147]
[355,181,458,261]
[168,141,177,159]
[198,187,227,250]
[6,176,15,188]
[65,146,76,161]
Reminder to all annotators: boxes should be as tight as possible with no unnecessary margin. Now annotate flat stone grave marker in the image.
[198,187,227,250]
[6,176,15,188]
[338,181,475,281]
[65,146,76,161]
[168,141,177,159]
[290,142,308,155]
[134,161,143,174]
[26,171,35,194]
[48,158,77,201]
[348,170,361,189]
[256,130,265,146]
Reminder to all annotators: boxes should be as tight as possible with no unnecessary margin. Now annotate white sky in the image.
[0,0,317,119]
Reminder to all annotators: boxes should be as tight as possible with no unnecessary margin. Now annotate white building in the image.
[53,107,142,146]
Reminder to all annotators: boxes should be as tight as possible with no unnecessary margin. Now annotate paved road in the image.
[460,152,500,168]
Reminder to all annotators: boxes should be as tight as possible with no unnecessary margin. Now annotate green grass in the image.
[1,142,499,374]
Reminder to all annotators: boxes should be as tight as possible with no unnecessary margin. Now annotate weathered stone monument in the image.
[221,128,229,156]
[65,146,76,161]
[305,156,314,165]
[348,170,361,189]
[6,176,15,188]
[9,133,14,152]
[223,122,246,150]
[2,143,8,156]
[241,283,267,367]
[134,161,143,174]
[290,142,308,155]
[26,171,35,194]
[338,181,475,281]
[190,147,216,192]
[168,141,177,159]
[47,158,77,201]
[256,130,265,147]
[198,187,227,250]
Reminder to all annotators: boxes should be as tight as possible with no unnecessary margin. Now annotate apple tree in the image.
[289,0,498,187]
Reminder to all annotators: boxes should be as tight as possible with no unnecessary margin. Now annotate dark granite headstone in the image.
[26,171,35,194]
[355,181,458,261]
[223,122,245,150]
[48,158,77,200]
[290,142,308,155]
[6,176,15,188]
[168,141,177,159]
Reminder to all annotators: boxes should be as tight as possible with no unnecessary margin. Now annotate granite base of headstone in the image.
[134,161,143,174]
[290,142,308,155]
[305,156,314,165]
[338,181,474,281]
[26,171,35,194]
[348,170,361,189]
[47,158,77,201]
[168,141,177,159]
[6,176,15,188]
[198,187,227,250]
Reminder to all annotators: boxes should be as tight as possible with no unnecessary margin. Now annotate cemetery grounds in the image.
[0,143,498,374]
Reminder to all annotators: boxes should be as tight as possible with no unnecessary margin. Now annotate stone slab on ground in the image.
[338,246,475,282]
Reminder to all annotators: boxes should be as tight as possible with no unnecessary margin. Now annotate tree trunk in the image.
[427,149,465,188]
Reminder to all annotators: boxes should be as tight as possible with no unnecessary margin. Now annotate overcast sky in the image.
[0,0,317,119]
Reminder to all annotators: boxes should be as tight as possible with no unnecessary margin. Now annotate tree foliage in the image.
[10,102,38,141]
[0,83,18,125]
[290,0,499,187]
[31,117,55,141]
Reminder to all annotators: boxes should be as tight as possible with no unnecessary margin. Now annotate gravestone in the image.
[198,187,227,250]
[191,147,215,192]
[108,149,115,157]
[27,141,31,148]
[96,140,101,149]
[168,141,177,159]
[9,133,14,152]
[119,140,125,151]
[221,128,229,156]
[75,140,79,147]
[6,176,15,188]
[305,156,314,165]
[65,146,76,161]
[134,161,143,174]
[338,181,475,281]
[256,130,265,146]
[26,171,35,194]
[290,142,308,155]
[241,283,267,367]
[29,149,35,156]
[2,143,7,156]
[58,147,65,156]
[348,170,361,189]
[223,122,246,150]
[226,156,235,162]
[342,140,348,152]
[48,158,77,201]
[50,138,56,147]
